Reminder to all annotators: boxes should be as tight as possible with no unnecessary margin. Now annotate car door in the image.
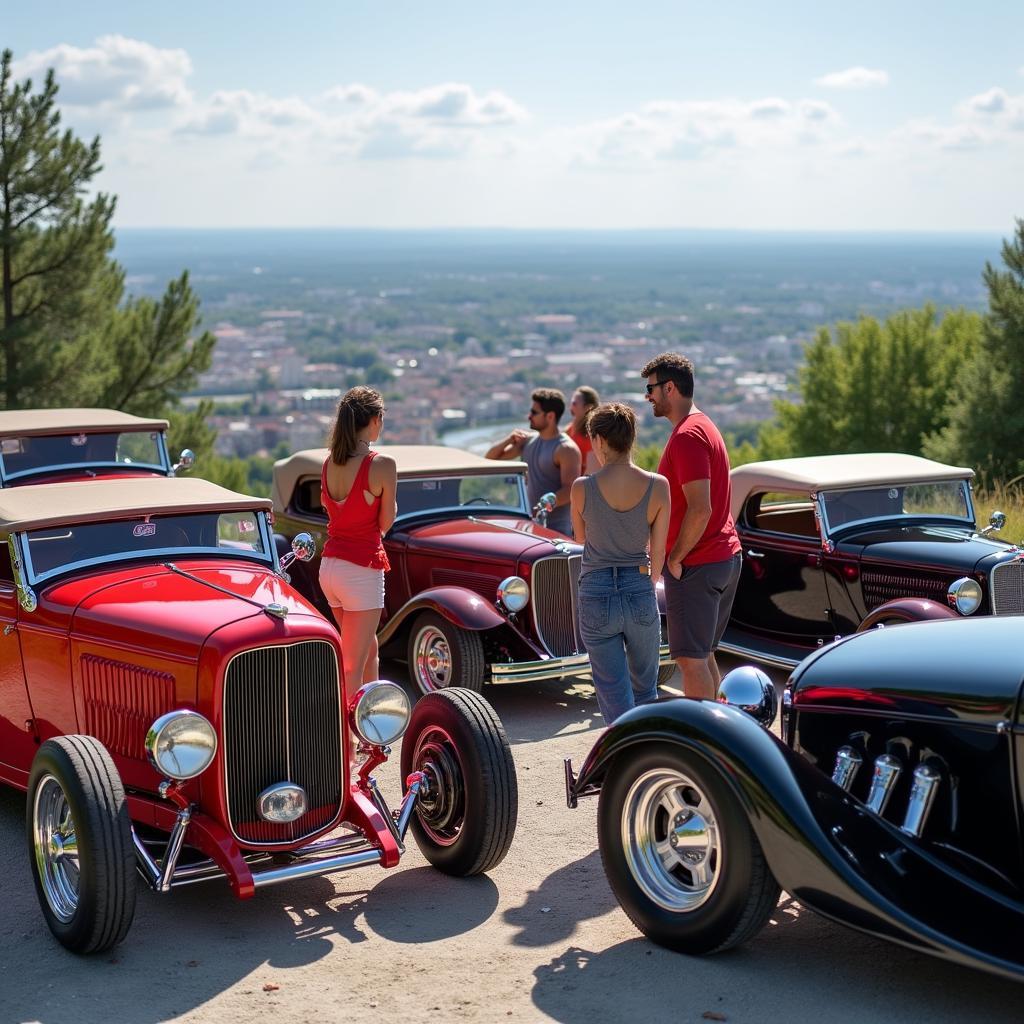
[0,548,36,782]
[729,490,835,643]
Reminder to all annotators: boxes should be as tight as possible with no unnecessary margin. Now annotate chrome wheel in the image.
[413,625,452,692]
[33,774,81,924]
[409,725,464,847]
[621,767,721,912]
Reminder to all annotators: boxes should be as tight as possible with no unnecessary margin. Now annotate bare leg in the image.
[339,608,383,695]
[707,652,722,690]
[676,655,716,700]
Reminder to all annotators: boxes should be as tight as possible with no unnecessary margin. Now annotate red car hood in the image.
[396,515,579,563]
[47,561,321,660]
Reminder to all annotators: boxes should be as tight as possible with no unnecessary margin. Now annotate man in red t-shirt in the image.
[642,352,741,700]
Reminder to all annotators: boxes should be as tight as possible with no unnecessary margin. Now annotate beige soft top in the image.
[272,445,526,512]
[731,453,974,517]
[0,408,169,438]
[0,477,270,533]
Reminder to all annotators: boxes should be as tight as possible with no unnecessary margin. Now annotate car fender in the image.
[571,698,1024,981]
[378,587,507,645]
[857,597,958,632]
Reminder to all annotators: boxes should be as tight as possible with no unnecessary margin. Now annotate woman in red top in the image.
[319,386,397,693]
[567,386,600,475]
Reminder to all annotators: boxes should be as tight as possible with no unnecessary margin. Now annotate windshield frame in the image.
[18,508,277,586]
[0,429,172,485]
[393,471,530,527]
[817,477,976,537]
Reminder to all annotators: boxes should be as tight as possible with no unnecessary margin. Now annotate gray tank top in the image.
[524,433,573,533]
[580,472,655,576]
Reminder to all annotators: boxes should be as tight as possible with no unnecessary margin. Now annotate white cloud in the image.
[14,35,192,110]
[814,66,889,90]
[966,87,1008,114]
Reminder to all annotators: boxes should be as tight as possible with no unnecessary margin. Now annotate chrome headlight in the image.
[717,665,778,728]
[351,680,411,746]
[497,575,530,613]
[145,710,217,780]
[947,577,982,615]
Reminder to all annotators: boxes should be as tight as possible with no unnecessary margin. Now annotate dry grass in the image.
[973,483,1024,545]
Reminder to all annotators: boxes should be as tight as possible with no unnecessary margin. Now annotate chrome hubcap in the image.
[621,767,721,912]
[414,626,452,692]
[33,774,81,923]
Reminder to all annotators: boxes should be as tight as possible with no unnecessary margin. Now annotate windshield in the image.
[395,473,528,520]
[821,479,974,533]
[0,430,168,484]
[23,509,273,582]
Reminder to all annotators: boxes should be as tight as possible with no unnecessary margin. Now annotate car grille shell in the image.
[989,558,1024,615]
[531,555,584,656]
[222,639,343,846]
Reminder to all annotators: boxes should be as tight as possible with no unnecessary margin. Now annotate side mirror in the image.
[280,532,316,570]
[172,448,196,476]
[717,665,777,728]
[532,492,557,525]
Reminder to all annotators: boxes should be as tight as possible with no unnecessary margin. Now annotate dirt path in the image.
[1,662,1020,1023]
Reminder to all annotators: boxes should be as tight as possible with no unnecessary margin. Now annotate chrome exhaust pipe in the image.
[865,754,902,815]
[831,746,863,791]
[901,764,941,837]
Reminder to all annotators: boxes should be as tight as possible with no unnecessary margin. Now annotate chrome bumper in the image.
[490,643,674,685]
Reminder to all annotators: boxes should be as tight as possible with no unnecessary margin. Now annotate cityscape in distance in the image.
[114,228,1001,460]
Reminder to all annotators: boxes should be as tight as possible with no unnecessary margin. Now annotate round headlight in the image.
[351,680,411,746]
[145,710,217,780]
[497,575,530,613]
[717,665,778,728]
[948,577,983,615]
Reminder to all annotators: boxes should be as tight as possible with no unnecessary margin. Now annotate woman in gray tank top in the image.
[570,404,670,724]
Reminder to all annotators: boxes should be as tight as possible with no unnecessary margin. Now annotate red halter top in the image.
[321,453,390,570]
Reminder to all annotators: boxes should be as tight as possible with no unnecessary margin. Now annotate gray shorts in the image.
[662,552,742,659]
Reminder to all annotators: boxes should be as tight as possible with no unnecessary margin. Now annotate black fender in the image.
[572,698,1024,980]
[858,597,958,632]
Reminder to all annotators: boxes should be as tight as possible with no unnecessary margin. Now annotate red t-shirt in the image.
[657,411,740,566]
[566,423,592,472]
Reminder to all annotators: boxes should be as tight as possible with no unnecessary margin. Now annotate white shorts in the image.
[319,557,385,611]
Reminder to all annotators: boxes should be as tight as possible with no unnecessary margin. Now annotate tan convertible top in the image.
[272,445,526,512]
[0,408,169,438]
[731,453,974,517]
[0,477,270,533]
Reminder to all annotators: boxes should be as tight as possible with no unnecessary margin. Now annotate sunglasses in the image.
[645,380,671,395]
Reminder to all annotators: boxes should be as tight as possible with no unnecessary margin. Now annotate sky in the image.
[4,1,1024,231]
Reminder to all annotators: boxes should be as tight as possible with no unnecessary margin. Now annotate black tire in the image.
[407,611,486,694]
[598,742,779,954]
[26,736,136,954]
[400,688,517,876]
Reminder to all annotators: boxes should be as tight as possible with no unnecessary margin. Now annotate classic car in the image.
[564,616,1024,980]
[720,452,1022,669]
[272,445,676,694]
[0,407,195,486]
[0,476,517,953]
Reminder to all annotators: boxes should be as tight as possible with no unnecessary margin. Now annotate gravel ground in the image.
[1,659,1021,1024]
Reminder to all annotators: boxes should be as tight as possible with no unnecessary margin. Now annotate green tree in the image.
[0,49,214,416]
[759,306,982,459]
[924,219,1024,484]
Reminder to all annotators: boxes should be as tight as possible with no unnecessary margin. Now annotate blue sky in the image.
[5,1,1023,229]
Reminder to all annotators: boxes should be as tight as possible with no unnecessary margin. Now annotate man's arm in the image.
[665,478,711,578]
[485,430,529,461]
[553,441,582,509]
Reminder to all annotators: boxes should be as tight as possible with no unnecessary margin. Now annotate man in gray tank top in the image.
[485,387,581,535]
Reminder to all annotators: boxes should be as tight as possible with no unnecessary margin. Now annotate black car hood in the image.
[837,523,1017,574]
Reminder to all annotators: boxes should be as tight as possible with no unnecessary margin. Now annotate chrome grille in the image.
[860,570,950,610]
[990,559,1024,615]
[223,640,343,846]
[531,555,583,657]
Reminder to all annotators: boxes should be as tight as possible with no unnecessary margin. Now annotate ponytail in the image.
[328,386,384,464]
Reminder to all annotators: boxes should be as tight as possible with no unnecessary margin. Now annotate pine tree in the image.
[924,219,1024,484]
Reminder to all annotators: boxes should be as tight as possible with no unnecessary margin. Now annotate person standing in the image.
[486,387,581,535]
[570,403,670,724]
[641,353,741,701]
[319,386,397,695]
[566,386,600,474]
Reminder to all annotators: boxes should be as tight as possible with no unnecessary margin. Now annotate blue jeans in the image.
[578,566,661,724]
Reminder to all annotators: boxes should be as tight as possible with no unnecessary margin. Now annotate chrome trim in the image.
[489,644,675,684]
[251,847,382,888]
[367,777,405,852]
[717,637,800,670]
[158,806,192,892]
[531,553,585,656]
[831,746,862,791]
[990,558,1024,616]
[865,754,902,815]
[9,535,36,612]
[901,764,941,837]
